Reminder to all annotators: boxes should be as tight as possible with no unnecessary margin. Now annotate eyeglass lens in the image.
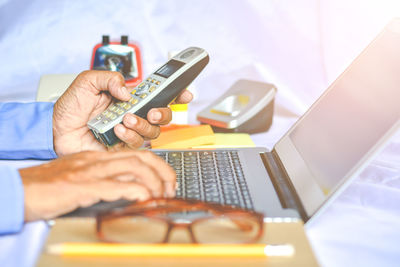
[101,215,260,244]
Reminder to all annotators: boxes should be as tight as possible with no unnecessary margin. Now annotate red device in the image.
[90,35,143,87]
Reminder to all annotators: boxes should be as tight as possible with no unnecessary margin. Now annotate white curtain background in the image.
[0,1,399,266]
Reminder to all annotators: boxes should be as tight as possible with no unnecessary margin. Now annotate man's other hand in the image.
[19,150,176,221]
[53,70,193,156]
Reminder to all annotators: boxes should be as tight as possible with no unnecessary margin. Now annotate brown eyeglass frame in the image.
[96,198,264,244]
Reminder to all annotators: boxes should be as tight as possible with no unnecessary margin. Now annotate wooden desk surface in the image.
[36,218,319,267]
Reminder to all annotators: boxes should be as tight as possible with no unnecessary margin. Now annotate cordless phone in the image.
[87,47,209,147]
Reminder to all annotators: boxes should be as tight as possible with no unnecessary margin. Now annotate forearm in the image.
[0,165,24,234]
[0,102,57,160]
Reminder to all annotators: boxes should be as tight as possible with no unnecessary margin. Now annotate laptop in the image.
[63,19,400,223]
[151,19,400,224]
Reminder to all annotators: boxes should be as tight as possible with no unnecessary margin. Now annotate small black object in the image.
[62,199,134,217]
[121,35,128,45]
[102,35,110,45]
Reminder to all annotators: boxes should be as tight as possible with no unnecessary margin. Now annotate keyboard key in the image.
[159,150,254,209]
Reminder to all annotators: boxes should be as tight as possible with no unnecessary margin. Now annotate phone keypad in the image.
[96,76,163,125]
[129,98,138,105]
[122,103,131,110]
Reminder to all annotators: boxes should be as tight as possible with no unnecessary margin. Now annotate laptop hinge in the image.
[260,150,308,221]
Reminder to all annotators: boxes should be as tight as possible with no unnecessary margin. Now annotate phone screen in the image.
[155,59,185,78]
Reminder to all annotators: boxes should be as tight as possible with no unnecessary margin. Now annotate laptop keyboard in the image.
[154,151,254,210]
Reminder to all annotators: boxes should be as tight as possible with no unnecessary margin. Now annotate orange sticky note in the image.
[159,124,200,133]
[151,125,215,149]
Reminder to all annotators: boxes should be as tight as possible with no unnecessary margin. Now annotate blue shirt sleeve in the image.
[0,102,57,159]
[0,165,24,235]
[0,102,57,234]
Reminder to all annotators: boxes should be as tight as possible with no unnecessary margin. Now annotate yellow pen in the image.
[47,243,295,258]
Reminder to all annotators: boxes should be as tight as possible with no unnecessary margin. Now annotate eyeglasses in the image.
[96,198,264,244]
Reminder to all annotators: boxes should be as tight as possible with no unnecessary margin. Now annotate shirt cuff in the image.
[45,104,58,159]
[0,166,24,235]
[0,102,57,160]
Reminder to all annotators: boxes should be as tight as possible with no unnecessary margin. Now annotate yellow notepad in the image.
[151,125,216,149]
[193,133,255,148]
[37,218,319,267]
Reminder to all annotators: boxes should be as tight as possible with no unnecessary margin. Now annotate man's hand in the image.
[53,70,193,156]
[19,150,176,221]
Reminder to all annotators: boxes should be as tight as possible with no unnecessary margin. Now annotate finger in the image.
[82,156,165,197]
[114,124,145,149]
[173,90,193,104]
[82,179,151,204]
[122,113,161,140]
[90,150,176,197]
[147,108,172,125]
[83,70,131,101]
[77,150,139,161]
[114,173,138,182]
[130,151,176,197]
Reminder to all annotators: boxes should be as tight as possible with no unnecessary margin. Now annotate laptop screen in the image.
[284,20,400,215]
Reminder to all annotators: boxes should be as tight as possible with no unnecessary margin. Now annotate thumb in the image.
[87,70,131,101]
